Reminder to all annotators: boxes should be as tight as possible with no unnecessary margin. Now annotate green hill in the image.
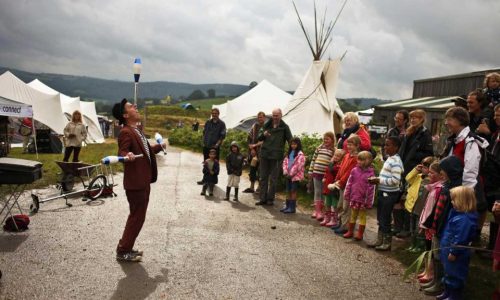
[0,66,248,103]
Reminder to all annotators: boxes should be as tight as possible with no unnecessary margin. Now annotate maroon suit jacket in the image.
[118,125,162,190]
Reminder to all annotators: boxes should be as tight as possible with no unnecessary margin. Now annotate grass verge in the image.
[0,140,122,198]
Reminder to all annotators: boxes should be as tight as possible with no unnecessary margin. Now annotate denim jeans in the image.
[377,190,401,234]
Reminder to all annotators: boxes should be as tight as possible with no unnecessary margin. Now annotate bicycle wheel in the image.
[87,175,107,200]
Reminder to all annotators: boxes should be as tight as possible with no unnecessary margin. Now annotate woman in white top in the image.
[63,110,87,162]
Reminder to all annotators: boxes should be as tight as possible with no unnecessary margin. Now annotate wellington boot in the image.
[375,234,392,251]
[410,235,426,253]
[315,201,324,221]
[320,212,331,226]
[423,280,443,296]
[280,200,290,213]
[343,223,355,239]
[325,211,338,227]
[223,187,231,200]
[354,225,365,241]
[311,200,319,218]
[233,188,239,201]
[367,230,383,248]
[283,200,296,214]
[406,234,417,251]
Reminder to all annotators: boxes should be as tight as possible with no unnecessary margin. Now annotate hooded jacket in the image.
[425,155,463,237]
[344,166,376,208]
[226,142,245,176]
[439,209,478,289]
[282,150,305,182]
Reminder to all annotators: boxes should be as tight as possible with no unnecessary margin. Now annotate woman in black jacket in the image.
[395,109,434,238]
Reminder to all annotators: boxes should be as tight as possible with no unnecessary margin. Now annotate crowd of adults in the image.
[196,72,500,297]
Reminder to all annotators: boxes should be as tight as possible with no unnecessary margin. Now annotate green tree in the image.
[188,90,206,100]
[207,89,216,98]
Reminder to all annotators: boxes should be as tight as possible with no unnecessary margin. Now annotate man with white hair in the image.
[256,108,292,206]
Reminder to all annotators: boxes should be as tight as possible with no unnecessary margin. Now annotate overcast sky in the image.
[0,0,499,99]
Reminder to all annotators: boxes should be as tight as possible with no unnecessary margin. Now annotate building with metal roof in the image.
[372,68,500,137]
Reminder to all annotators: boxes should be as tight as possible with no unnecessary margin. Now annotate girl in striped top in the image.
[309,132,336,221]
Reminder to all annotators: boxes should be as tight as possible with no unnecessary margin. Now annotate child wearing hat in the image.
[224,141,245,201]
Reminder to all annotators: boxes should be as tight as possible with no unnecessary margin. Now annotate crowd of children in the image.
[196,72,500,299]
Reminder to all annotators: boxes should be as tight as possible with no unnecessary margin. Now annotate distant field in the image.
[177,97,232,110]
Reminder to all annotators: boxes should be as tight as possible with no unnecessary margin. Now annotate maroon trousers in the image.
[116,186,150,254]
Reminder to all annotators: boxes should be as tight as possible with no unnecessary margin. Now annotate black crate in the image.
[0,157,43,184]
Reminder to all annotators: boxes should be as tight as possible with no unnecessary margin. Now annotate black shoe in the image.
[116,252,142,262]
[256,201,267,206]
[265,200,274,206]
[197,180,204,185]
[209,193,214,197]
[242,188,254,193]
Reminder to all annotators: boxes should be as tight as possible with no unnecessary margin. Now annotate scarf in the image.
[338,123,360,149]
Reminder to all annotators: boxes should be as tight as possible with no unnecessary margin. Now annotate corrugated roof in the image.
[374,96,460,110]
[376,97,433,107]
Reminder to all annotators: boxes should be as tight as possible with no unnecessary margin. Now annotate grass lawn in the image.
[0,140,122,198]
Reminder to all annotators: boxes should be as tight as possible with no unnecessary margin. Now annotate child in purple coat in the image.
[343,151,376,241]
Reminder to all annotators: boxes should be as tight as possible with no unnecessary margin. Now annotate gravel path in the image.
[0,145,429,299]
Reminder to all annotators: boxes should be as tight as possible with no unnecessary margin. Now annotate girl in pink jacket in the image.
[343,151,376,241]
[281,137,305,214]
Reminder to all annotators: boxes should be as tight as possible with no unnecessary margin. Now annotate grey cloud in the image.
[0,0,498,99]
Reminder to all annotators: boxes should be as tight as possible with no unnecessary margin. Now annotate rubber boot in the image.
[367,230,383,248]
[280,200,290,213]
[410,235,426,253]
[315,201,324,221]
[311,201,318,219]
[479,222,499,259]
[234,188,239,202]
[283,200,296,214]
[396,210,411,238]
[354,225,365,241]
[392,209,404,235]
[343,223,355,239]
[435,286,449,300]
[200,184,207,196]
[375,234,392,251]
[325,211,338,227]
[320,211,331,226]
[423,263,443,296]
[223,187,231,200]
[406,234,417,251]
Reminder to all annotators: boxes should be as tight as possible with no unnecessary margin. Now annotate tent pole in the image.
[32,122,38,160]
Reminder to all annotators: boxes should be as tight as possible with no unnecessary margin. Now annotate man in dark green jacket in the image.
[256,108,292,205]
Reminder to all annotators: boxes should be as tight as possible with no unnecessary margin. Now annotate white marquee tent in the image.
[214,80,292,129]
[79,101,104,143]
[0,71,67,134]
[283,59,344,136]
[28,79,104,143]
[28,79,80,120]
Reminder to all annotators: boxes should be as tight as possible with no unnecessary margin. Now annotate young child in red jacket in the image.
[320,149,345,227]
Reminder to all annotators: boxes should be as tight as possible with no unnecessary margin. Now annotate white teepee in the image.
[283,1,347,135]
[283,59,343,135]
